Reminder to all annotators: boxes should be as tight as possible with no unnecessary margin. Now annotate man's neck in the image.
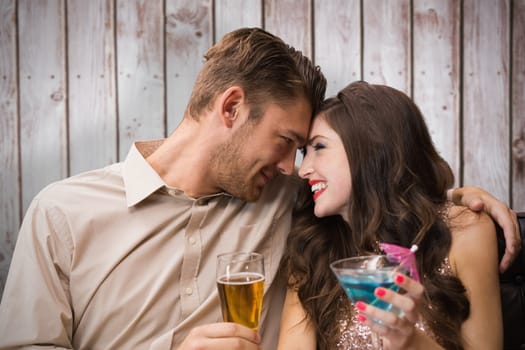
[146,119,221,198]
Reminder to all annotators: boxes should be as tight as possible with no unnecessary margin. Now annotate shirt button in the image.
[189,237,196,245]
[185,287,193,295]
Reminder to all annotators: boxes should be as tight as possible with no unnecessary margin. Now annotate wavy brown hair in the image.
[280,81,470,349]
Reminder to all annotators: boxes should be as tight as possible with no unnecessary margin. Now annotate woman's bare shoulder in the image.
[447,205,495,236]
[447,205,497,273]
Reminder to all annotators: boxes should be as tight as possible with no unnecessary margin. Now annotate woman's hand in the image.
[355,274,443,350]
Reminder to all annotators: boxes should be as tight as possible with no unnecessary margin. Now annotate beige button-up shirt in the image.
[0,140,301,350]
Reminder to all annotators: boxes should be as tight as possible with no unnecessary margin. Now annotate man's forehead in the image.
[283,103,311,125]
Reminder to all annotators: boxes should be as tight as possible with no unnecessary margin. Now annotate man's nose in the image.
[277,150,296,175]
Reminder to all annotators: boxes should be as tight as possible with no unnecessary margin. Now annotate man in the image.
[0,28,520,350]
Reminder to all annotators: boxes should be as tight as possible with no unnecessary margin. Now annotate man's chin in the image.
[224,185,262,202]
[242,191,262,202]
[240,187,263,202]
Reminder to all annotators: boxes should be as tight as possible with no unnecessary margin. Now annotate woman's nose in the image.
[298,159,312,179]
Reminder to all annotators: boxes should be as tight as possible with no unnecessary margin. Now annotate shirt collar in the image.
[122,140,166,207]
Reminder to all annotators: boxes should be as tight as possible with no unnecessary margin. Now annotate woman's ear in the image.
[219,86,244,128]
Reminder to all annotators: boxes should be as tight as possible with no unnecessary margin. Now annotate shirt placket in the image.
[179,198,208,317]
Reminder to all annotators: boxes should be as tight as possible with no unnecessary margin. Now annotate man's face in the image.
[210,98,312,201]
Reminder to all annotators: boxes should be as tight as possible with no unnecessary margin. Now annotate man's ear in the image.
[218,86,245,128]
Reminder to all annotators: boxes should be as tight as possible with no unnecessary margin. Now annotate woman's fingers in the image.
[356,302,414,338]
[355,275,425,327]
[353,277,428,349]
[394,273,424,302]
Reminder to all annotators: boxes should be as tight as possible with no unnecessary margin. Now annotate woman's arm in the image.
[277,289,316,350]
[449,207,503,349]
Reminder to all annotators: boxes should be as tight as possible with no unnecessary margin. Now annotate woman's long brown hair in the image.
[280,81,470,349]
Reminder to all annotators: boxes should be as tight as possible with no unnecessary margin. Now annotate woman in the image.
[278,81,502,349]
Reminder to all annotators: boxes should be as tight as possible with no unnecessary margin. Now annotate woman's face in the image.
[298,115,352,222]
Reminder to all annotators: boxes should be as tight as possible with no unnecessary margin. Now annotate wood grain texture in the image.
[116,0,165,159]
[0,0,19,296]
[264,0,312,58]
[463,0,510,203]
[512,0,525,211]
[363,0,411,93]
[264,0,311,167]
[413,0,460,184]
[18,0,68,211]
[165,0,212,132]
[314,0,361,97]
[68,0,117,175]
[215,0,262,41]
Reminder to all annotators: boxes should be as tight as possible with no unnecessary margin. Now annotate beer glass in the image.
[216,252,265,330]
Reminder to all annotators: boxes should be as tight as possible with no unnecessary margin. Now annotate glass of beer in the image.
[216,252,265,330]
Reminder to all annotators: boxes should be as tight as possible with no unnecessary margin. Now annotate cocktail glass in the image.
[330,255,406,349]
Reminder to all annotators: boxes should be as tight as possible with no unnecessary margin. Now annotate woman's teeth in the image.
[311,182,327,192]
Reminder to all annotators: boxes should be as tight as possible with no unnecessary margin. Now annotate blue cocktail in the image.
[336,272,400,311]
[330,255,406,349]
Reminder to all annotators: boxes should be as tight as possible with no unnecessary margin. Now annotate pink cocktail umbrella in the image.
[379,243,420,282]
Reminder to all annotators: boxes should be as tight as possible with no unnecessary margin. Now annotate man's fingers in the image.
[500,241,522,273]
[196,337,261,350]
[199,322,260,342]
[490,207,521,272]
[500,251,513,273]
[180,323,261,350]
[471,189,521,272]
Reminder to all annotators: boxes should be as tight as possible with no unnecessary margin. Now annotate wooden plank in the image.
[116,0,164,159]
[413,0,461,185]
[314,0,361,97]
[165,0,212,132]
[362,0,411,93]
[215,0,262,41]
[0,0,19,296]
[512,0,525,211]
[68,0,117,175]
[265,0,311,167]
[463,0,510,203]
[18,0,67,211]
[264,0,312,58]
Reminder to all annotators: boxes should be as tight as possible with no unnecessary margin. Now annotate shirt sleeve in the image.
[0,198,74,349]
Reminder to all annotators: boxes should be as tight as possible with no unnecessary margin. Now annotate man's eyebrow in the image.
[288,131,306,146]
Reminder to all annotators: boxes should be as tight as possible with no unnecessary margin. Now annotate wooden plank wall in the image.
[0,0,524,295]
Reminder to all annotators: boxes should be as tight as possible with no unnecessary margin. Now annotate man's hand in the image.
[450,186,521,272]
[176,323,261,350]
